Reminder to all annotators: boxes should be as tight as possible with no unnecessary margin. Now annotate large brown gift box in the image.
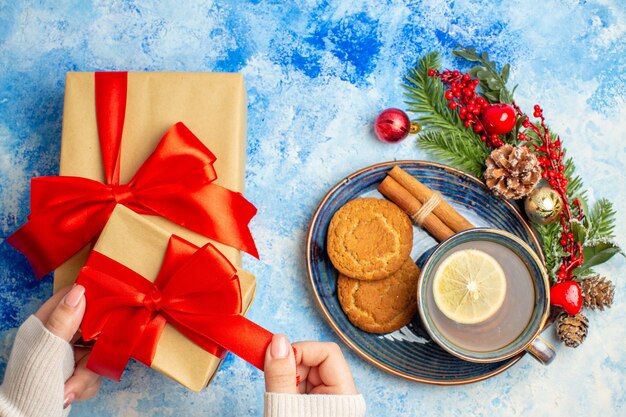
[55,72,249,291]
[86,205,256,391]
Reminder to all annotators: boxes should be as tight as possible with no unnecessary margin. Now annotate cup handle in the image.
[526,335,556,365]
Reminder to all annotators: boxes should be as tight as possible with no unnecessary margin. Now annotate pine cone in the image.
[556,312,589,348]
[578,275,615,311]
[484,144,541,199]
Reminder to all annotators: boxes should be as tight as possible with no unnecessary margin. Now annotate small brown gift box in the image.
[55,72,248,291]
[86,204,256,391]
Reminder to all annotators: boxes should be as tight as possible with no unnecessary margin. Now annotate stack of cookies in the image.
[326,198,420,334]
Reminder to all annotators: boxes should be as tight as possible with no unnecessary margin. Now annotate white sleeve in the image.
[0,315,75,417]
[264,392,367,417]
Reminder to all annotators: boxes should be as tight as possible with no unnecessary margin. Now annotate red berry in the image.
[445,91,453,100]
[452,70,460,77]
[428,69,435,76]
[533,111,541,118]
[462,74,470,82]
[480,135,487,141]
[560,239,567,246]
[464,120,471,127]
[449,101,458,109]
[474,124,483,132]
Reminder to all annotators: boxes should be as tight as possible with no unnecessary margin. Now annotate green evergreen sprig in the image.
[403,47,622,280]
[403,52,489,178]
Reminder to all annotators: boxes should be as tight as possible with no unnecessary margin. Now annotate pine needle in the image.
[415,130,487,178]
[403,52,490,177]
[536,221,567,280]
[586,198,617,240]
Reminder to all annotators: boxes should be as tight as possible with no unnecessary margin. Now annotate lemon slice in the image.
[432,249,507,324]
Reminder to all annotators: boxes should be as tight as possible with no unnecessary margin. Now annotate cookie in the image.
[337,258,420,334]
[327,198,413,280]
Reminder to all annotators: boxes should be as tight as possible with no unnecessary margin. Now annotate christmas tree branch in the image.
[414,130,487,178]
[586,198,617,241]
[407,47,621,282]
[403,52,489,178]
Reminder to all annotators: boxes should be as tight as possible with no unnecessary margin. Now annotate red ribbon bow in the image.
[8,72,258,278]
[76,235,272,381]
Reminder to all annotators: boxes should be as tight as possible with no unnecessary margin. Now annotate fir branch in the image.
[536,221,567,281]
[403,52,464,133]
[586,198,617,240]
[406,47,622,278]
[403,52,490,177]
[414,130,487,178]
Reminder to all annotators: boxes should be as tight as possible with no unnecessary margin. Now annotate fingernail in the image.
[64,285,85,308]
[63,392,75,409]
[270,334,290,359]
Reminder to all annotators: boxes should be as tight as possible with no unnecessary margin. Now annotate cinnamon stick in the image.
[378,176,454,242]
[389,166,474,233]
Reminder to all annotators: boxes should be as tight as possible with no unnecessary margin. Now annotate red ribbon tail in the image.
[175,314,272,371]
[86,308,156,381]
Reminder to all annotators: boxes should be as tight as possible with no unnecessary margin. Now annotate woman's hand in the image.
[264,334,358,395]
[34,285,101,408]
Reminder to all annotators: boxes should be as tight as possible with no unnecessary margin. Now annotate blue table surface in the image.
[1,1,625,416]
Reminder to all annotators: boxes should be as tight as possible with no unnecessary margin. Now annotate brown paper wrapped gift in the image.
[84,204,256,391]
[55,72,249,291]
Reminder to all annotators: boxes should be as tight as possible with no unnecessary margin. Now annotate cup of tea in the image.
[417,228,555,365]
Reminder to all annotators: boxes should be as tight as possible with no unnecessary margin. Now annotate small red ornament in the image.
[374,108,411,143]
[550,281,583,315]
[481,104,516,135]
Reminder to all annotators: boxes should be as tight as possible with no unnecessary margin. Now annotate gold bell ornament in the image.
[524,186,563,225]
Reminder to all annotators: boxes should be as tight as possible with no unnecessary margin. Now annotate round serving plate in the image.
[306,160,545,385]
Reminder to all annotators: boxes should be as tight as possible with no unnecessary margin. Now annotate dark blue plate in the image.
[306,161,545,385]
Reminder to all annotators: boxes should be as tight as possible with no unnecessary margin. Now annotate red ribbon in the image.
[8,72,258,278]
[76,235,272,381]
